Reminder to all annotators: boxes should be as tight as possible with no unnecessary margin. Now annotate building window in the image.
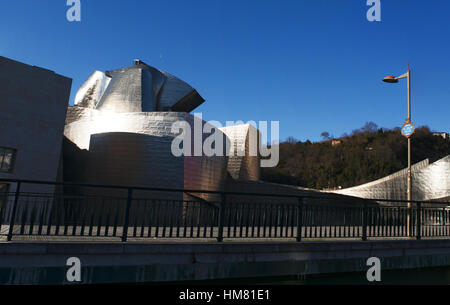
[0,147,16,173]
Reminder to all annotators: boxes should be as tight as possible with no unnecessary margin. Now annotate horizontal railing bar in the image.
[2,192,128,200]
[1,178,449,205]
[0,178,331,199]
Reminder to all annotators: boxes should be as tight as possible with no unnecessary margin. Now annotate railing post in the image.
[362,203,367,241]
[7,182,21,241]
[296,197,304,242]
[416,202,421,240]
[121,188,133,242]
[217,193,225,242]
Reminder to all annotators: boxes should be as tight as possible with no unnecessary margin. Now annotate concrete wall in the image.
[1,239,450,284]
[0,56,72,193]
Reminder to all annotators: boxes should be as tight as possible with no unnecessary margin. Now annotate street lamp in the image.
[383,66,414,235]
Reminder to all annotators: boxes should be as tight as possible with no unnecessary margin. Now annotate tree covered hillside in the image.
[261,123,450,190]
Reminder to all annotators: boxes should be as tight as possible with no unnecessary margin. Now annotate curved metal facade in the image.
[331,156,450,201]
[73,60,204,113]
[64,60,262,201]
[74,71,111,109]
[219,124,260,181]
[64,111,228,199]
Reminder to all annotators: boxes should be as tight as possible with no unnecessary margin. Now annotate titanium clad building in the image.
[331,156,450,201]
[63,60,237,201]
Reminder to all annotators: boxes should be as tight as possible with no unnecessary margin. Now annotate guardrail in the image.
[0,179,449,242]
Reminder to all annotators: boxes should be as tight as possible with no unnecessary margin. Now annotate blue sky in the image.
[1,0,449,142]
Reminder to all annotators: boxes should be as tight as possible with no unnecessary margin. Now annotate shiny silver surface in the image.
[97,67,155,112]
[219,124,260,181]
[331,156,450,201]
[64,61,230,200]
[74,71,111,109]
[64,111,228,200]
[73,60,204,113]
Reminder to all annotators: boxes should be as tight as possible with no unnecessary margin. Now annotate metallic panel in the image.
[74,60,204,113]
[74,71,111,109]
[331,156,450,201]
[85,132,184,199]
[65,106,99,125]
[96,67,154,113]
[157,71,204,111]
[219,124,260,181]
[64,112,228,200]
[65,111,187,150]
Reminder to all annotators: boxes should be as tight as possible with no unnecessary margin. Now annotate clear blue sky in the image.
[1,0,449,142]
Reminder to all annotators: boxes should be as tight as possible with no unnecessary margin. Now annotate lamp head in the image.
[383,75,399,83]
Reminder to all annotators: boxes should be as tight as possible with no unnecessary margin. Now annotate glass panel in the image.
[0,148,15,172]
[1,153,12,170]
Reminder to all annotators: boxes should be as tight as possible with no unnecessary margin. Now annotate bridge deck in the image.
[1,239,450,284]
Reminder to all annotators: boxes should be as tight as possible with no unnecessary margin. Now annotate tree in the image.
[321,132,331,141]
[261,124,450,190]
[361,121,378,133]
[285,136,297,144]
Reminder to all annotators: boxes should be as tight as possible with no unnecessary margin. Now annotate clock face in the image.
[401,123,415,137]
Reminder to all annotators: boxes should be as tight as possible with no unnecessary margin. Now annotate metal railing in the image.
[0,179,449,242]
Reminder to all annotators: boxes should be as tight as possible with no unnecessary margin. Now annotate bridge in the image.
[0,179,449,284]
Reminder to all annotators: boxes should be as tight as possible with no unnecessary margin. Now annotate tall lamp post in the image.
[383,66,415,235]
